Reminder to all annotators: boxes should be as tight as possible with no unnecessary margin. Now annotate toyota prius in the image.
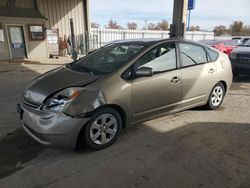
[18,39,233,150]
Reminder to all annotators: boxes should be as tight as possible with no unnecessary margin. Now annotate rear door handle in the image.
[209,68,215,74]
[171,76,181,83]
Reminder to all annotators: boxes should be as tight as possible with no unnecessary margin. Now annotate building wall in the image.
[0,0,34,8]
[0,22,11,60]
[0,17,47,60]
[0,0,88,60]
[37,0,85,38]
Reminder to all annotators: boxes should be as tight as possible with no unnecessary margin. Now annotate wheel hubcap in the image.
[90,114,118,145]
[211,86,224,107]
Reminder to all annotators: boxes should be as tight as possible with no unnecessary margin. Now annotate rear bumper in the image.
[18,103,90,149]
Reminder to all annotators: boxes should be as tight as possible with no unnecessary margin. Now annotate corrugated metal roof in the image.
[0,7,45,19]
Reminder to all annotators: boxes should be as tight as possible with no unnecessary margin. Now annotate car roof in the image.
[112,38,190,45]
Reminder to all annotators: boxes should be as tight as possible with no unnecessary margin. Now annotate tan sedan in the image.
[18,39,233,150]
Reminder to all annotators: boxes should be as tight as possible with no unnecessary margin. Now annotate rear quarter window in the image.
[206,47,219,62]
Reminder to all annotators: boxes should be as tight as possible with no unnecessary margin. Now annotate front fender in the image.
[63,89,106,117]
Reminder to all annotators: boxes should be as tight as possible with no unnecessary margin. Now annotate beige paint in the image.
[37,0,86,38]
[0,0,89,60]
[0,17,47,60]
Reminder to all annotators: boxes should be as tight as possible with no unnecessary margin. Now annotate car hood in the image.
[23,66,100,105]
[232,46,250,54]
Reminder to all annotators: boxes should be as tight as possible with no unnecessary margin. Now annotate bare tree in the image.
[213,25,229,36]
[147,20,169,31]
[147,23,157,30]
[106,19,123,29]
[91,22,100,29]
[231,21,243,36]
[242,25,250,36]
[189,25,201,31]
[127,22,138,30]
[156,20,169,31]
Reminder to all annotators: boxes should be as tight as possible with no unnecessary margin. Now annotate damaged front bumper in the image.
[17,103,90,149]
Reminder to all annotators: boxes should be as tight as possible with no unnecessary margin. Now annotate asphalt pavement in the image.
[0,60,250,188]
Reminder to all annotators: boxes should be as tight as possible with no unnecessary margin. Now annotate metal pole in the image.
[70,18,77,61]
[83,0,90,55]
[170,0,188,38]
[187,10,191,31]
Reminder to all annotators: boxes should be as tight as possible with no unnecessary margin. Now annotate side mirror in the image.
[135,67,153,77]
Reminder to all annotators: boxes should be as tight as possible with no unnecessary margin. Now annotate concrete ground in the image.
[0,59,250,188]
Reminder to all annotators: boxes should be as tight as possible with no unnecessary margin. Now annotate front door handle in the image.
[209,68,215,74]
[171,76,181,83]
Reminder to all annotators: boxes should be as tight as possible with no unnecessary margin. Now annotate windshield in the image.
[67,43,146,75]
[240,39,250,47]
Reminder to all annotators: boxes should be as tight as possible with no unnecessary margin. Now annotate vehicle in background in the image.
[200,40,238,56]
[232,37,250,45]
[230,39,250,76]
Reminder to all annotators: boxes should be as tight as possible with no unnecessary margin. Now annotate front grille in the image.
[23,100,40,109]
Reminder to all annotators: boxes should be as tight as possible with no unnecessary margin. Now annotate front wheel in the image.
[205,82,225,110]
[82,107,122,150]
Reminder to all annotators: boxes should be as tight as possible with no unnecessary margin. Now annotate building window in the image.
[7,0,16,7]
[28,25,45,41]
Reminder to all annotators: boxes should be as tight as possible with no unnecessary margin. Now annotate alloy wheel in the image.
[89,114,118,145]
[211,86,224,107]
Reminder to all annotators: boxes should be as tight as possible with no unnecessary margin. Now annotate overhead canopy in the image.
[0,7,45,19]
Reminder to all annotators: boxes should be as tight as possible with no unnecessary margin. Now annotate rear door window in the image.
[178,43,208,67]
[205,47,219,62]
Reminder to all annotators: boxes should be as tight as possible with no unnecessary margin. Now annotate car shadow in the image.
[0,128,45,178]
[0,61,64,179]
[1,121,249,188]
[75,121,250,188]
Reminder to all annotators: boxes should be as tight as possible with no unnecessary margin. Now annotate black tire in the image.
[205,82,225,110]
[82,107,122,150]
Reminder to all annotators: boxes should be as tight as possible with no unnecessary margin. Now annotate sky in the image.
[90,0,250,31]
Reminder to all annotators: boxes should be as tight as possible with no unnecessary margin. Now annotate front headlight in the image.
[42,87,84,112]
[230,53,237,59]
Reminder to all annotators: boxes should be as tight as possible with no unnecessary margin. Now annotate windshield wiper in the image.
[67,64,94,75]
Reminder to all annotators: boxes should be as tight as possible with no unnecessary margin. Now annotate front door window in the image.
[136,43,177,73]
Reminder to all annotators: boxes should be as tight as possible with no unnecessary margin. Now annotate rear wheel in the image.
[82,107,122,150]
[205,82,225,110]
